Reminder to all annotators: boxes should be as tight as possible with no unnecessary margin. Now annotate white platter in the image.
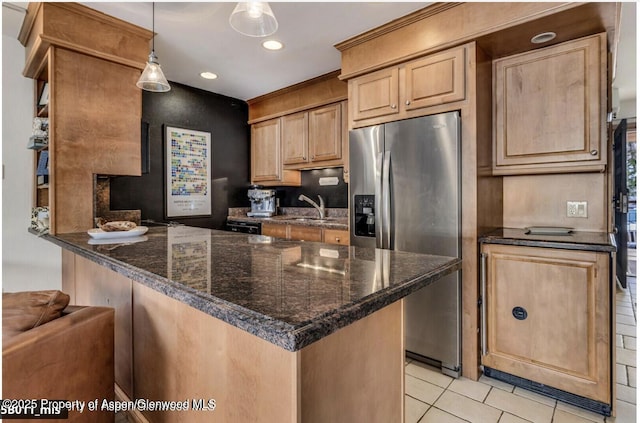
[87,226,148,240]
[88,235,148,245]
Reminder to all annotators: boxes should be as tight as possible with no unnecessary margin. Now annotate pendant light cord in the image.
[152,2,155,52]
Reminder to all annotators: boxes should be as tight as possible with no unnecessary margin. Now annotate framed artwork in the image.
[164,125,212,218]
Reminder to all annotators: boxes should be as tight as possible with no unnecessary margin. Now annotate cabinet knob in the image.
[335,237,340,242]
[390,104,397,109]
[311,155,315,160]
[590,150,598,156]
[512,306,528,320]
[405,100,410,105]
[303,156,306,160]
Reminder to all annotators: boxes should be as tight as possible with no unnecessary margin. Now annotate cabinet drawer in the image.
[289,226,323,242]
[262,223,288,239]
[323,229,349,245]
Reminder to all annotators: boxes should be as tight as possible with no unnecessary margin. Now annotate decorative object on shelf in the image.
[136,2,170,92]
[38,82,49,106]
[164,125,212,218]
[28,117,49,150]
[36,150,49,177]
[31,117,48,138]
[229,2,278,37]
[30,206,49,234]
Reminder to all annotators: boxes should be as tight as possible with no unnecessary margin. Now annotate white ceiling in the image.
[81,2,429,100]
[2,2,637,107]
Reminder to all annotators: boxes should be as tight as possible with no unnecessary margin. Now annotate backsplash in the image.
[275,168,348,208]
[503,173,608,232]
[228,207,348,218]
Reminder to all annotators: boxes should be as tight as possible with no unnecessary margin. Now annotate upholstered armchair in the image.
[3,291,115,422]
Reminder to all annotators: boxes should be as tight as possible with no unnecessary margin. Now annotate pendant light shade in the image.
[229,2,278,37]
[137,3,170,92]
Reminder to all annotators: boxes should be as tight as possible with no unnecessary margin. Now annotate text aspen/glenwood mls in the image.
[98,398,216,412]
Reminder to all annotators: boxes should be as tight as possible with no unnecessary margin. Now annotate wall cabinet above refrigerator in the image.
[348,45,466,128]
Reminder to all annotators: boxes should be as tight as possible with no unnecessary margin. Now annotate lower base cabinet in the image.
[480,244,611,405]
[263,223,349,245]
[62,250,403,422]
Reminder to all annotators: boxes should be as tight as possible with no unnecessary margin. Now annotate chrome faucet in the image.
[298,194,325,219]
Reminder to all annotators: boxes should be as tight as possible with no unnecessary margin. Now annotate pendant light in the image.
[229,2,278,37]
[137,2,170,92]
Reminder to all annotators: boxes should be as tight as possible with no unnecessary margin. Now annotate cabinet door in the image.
[251,119,282,182]
[290,225,323,242]
[262,222,288,239]
[282,112,309,165]
[73,254,134,398]
[350,67,399,121]
[309,104,342,162]
[493,34,605,172]
[323,229,349,245]
[481,244,610,403]
[404,46,465,111]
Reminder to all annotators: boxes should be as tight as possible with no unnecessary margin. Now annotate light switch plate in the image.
[567,201,588,218]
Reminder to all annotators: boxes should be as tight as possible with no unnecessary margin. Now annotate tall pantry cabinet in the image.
[19,3,152,234]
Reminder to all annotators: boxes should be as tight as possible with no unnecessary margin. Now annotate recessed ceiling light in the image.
[200,72,218,80]
[531,32,557,44]
[262,40,283,51]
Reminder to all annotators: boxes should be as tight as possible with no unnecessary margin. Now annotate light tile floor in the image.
[405,252,638,423]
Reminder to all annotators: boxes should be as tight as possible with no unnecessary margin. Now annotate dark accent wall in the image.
[110,81,251,229]
[276,168,348,209]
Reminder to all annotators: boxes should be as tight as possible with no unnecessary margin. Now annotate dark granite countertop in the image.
[479,228,616,253]
[43,226,460,351]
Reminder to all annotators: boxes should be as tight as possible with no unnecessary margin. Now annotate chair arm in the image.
[3,306,114,422]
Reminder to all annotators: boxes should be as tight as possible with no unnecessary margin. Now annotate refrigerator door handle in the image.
[382,151,392,249]
[375,152,384,248]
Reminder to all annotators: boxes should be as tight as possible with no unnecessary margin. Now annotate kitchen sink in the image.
[280,217,338,223]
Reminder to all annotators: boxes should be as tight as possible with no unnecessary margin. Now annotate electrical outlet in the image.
[567,201,588,218]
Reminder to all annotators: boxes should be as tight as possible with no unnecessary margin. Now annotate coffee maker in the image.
[247,186,276,217]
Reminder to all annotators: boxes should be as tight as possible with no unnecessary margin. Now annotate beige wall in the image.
[503,173,608,232]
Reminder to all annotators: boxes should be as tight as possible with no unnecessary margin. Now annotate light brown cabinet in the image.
[323,229,350,246]
[63,251,134,399]
[282,102,346,169]
[492,33,606,175]
[251,118,302,186]
[262,223,349,245]
[349,45,465,126]
[21,3,151,234]
[480,244,611,404]
[289,225,323,242]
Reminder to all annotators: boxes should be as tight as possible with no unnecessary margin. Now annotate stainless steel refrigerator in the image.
[349,112,461,377]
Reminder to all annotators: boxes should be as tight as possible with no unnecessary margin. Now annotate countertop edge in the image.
[479,230,616,253]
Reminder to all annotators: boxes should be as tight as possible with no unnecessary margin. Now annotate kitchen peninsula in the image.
[43,226,460,422]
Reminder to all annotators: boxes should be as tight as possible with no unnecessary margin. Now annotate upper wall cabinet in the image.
[349,45,466,127]
[492,33,606,175]
[251,118,301,186]
[248,71,348,184]
[282,102,345,169]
